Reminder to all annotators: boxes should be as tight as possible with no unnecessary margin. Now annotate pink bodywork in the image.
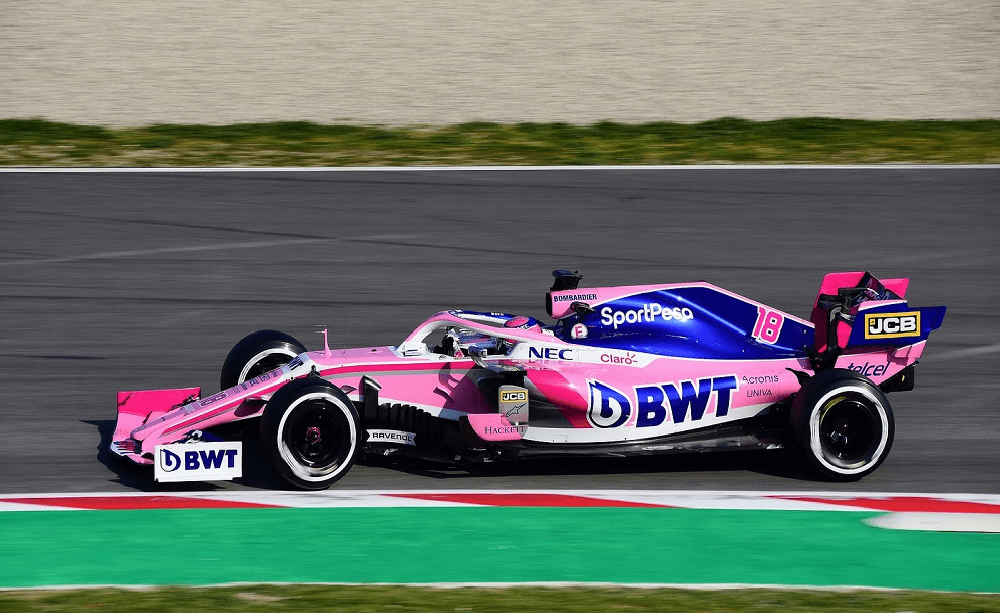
[810,271,910,353]
[112,275,936,463]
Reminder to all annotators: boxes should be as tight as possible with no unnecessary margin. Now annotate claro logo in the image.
[864,311,920,339]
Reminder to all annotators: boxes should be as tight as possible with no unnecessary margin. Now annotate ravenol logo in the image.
[865,311,920,340]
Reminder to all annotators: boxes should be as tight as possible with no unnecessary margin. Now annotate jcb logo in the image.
[865,311,920,339]
[500,390,528,403]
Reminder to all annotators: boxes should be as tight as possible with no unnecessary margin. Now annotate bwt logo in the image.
[528,347,574,360]
[864,311,920,339]
[160,448,238,472]
[587,376,738,428]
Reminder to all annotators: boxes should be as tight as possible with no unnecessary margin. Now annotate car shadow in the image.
[362,448,820,483]
[84,418,288,491]
[84,419,223,491]
[87,417,818,492]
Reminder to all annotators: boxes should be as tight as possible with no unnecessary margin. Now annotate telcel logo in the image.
[865,311,920,339]
[600,304,694,329]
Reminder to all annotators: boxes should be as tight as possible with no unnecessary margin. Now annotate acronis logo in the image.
[587,376,738,429]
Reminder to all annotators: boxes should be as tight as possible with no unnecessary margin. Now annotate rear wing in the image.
[809,271,945,369]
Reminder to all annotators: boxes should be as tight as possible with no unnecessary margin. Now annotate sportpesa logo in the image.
[864,311,921,339]
[600,303,694,329]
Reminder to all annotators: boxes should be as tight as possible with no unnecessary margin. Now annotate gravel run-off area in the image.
[2,1,998,127]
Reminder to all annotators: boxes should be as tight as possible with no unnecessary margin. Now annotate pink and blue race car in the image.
[112,270,945,489]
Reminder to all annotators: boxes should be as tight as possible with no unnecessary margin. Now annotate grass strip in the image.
[1,585,999,613]
[1,117,997,166]
[2,507,998,591]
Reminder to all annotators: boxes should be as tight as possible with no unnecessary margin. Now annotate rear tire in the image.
[220,329,306,390]
[260,378,360,490]
[790,368,894,481]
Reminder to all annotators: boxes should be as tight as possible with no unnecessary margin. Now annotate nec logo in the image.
[865,311,920,339]
[528,347,574,360]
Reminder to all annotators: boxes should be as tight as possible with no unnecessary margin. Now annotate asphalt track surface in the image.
[1,167,997,495]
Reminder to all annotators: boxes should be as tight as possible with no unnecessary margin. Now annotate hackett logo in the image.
[865,311,920,339]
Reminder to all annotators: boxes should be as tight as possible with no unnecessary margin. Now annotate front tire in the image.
[260,378,360,490]
[220,329,306,390]
[790,368,894,481]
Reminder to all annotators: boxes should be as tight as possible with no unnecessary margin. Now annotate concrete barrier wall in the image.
[2,0,997,126]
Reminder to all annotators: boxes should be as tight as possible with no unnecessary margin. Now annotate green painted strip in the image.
[1,507,997,591]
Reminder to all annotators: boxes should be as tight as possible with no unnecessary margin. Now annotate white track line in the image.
[4,489,1000,511]
[865,512,1000,533]
[0,581,964,593]
[4,491,999,534]
[1,165,997,173]
[0,238,330,268]
[937,343,1000,359]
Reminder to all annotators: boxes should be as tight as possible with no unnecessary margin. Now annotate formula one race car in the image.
[112,270,945,489]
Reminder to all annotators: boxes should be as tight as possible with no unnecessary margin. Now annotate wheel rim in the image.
[810,386,888,474]
[277,393,357,481]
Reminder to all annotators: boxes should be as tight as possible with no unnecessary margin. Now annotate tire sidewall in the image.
[791,368,895,481]
[220,329,306,390]
[261,378,360,490]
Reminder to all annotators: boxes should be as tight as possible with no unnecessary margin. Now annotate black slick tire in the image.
[260,377,360,490]
[790,368,895,481]
[220,329,306,390]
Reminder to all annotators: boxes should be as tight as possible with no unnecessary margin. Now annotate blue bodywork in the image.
[554,286,814,360]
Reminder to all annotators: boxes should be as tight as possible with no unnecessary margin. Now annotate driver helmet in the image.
[499,315,541,352]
